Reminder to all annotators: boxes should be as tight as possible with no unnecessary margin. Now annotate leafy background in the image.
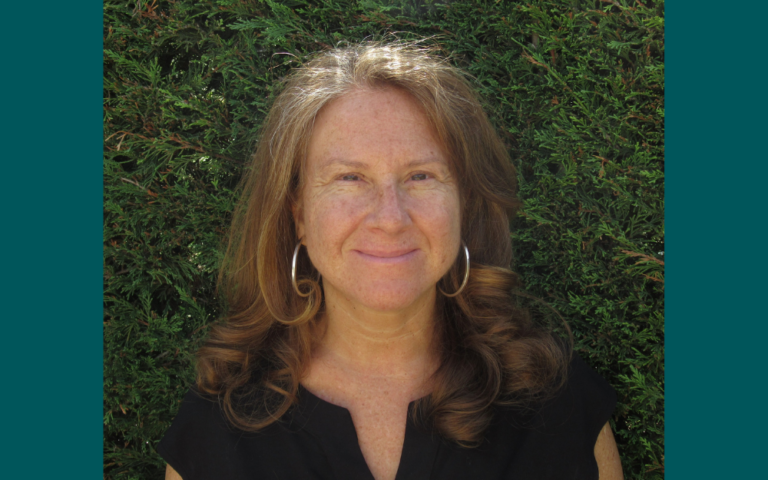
[103,0,664,478]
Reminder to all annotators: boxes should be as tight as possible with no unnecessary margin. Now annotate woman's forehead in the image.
[306,87,448,169]
[314,87,425,130]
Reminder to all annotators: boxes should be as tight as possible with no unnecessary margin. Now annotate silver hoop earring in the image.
[439,243,470,298]
[291,240,311,297]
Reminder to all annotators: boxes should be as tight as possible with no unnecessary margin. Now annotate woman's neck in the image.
[313,281,439,378]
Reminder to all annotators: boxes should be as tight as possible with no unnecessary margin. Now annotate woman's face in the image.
[295,87,461,312]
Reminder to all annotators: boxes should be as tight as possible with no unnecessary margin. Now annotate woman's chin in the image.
[327,281,436,313]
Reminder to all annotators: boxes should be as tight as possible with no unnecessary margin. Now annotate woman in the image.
[158,42,622,480]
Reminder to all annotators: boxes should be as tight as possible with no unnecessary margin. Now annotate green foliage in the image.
[104,1,664,478]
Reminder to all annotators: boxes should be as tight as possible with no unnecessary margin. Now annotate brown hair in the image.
[196,40,570,446]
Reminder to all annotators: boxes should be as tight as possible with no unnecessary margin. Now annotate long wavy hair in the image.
[196,41,571,446]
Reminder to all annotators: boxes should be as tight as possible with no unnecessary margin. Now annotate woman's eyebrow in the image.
[404,158,448,169]
[317,158,367,170]
[317,157,447,170]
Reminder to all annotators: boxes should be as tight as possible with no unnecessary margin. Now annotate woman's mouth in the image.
[353,248,419,264]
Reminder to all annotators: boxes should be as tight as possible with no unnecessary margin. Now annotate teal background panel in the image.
[667,0,767,477]
[0,0,103,477]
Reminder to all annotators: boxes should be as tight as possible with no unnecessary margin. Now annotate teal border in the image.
[667,1,767,478]
[0,1,103,477]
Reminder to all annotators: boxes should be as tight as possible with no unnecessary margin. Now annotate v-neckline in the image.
[291,384,441,480]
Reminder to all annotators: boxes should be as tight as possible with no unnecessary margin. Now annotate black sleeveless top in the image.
[158,354,616,480]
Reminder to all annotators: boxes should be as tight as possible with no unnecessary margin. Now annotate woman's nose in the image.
[367,182,411,233]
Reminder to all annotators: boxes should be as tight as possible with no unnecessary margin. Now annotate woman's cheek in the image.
[307,192,367,245]
[421,192,461,268]
[413,191,460,232]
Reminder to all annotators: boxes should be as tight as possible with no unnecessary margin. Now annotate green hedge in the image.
[104,1,664,478]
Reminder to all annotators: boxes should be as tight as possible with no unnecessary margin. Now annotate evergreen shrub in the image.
[104,1,664,478]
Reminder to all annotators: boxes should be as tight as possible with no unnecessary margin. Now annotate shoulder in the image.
[159,387,234,442]
[156,388,236,480]
[465,353,618,479]
[532,352,617,440]
[561,353,617,428]
[531,353,617,476]
[157,386,334,480]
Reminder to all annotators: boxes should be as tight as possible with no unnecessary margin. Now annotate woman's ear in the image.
[292,201,305,241]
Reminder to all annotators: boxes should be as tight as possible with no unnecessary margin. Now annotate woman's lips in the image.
[353,249,419,264]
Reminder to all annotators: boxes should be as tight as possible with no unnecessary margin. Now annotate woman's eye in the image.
[341,174,360,181]
[410,173,429,181]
